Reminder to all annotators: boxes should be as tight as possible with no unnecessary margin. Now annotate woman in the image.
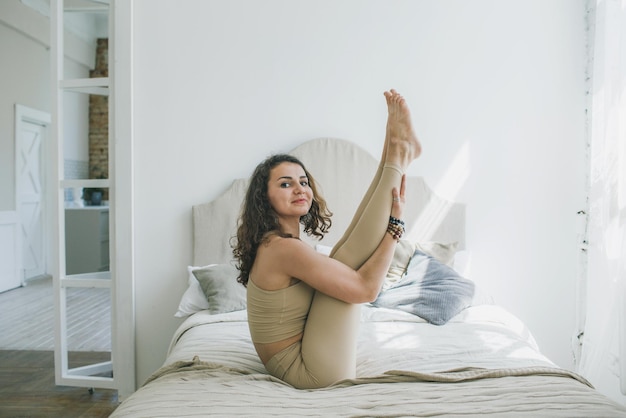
[233,89,421,389]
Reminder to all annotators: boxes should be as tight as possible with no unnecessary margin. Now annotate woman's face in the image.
[267,162,313,221]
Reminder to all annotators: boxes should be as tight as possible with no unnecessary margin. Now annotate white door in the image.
[16,105,50,281]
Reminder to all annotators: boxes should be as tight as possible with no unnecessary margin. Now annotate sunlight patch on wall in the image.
[435,140,472,202]
[408,141,471,246]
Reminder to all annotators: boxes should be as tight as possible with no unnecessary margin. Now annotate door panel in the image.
[18,121,45,280]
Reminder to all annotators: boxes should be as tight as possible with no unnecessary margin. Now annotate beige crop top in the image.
[247,278,315,344]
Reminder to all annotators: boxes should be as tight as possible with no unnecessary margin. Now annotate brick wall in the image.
[89,38,108,183]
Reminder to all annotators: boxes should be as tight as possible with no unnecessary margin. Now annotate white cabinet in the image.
[65,207,109,275]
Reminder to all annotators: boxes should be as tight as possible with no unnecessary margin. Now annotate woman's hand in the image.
[390,174,406,220]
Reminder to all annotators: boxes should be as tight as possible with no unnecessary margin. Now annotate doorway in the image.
[15,105,51,283]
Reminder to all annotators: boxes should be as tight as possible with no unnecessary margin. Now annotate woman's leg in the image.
[331,89,420,265]
[329,89,420,262]
[300,90,421,387]
[327,92,393,258]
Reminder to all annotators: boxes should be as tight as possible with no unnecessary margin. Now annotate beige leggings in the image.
[266,162,403,389]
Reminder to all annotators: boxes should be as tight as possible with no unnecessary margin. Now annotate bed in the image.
[111,138,626,417]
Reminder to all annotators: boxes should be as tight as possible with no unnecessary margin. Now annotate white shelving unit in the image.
[50,0,134,398]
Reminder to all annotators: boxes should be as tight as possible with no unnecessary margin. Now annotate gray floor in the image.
[0,276,111,351]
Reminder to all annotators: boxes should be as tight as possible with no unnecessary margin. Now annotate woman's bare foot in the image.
[383,89,422,168]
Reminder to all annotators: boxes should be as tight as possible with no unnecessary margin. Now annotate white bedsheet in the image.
[165,305,552,374]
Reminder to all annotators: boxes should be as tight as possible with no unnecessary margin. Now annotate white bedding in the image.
[165,305,551,373]
[112,305,626,417]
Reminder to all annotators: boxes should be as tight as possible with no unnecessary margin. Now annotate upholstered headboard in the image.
[193,137,465,266]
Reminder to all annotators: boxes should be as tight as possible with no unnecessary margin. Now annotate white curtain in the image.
[578,0,626,398]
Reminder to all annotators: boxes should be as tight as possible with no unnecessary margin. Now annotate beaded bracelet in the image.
[387,216,405,241]
[389,216,405,227]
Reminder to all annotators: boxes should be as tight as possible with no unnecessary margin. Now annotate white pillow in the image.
[315,244,332,255]
[174,265,214,318]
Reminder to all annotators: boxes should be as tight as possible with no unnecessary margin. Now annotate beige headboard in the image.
[193,137,465,266]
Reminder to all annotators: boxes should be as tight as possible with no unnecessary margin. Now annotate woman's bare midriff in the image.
[254,332,304,365]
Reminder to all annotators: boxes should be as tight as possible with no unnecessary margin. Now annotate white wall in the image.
[0,20,49,211]
[131,0,587,386]
[0,211,20,293]
[0,1,91,212]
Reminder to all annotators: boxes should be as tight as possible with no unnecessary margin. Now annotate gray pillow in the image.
[384,240,458,290]
[373,249,475,325]
[192,264,247,314]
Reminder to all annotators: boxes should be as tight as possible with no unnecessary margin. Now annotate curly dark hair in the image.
[232,154,332,286]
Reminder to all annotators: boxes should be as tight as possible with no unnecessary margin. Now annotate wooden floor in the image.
[0,350,119,417]
[0,277,111,351]
[0,278,118,416]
